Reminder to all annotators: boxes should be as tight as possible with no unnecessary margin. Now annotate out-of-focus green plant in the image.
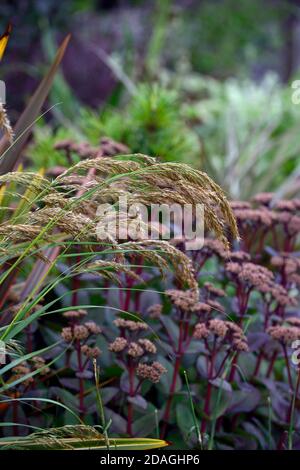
[168,0,283,78]
[29,67,300,201]
[80,84,201,164]
[29,83,201,169]
[29,124,75,169]
[180,73,300,199]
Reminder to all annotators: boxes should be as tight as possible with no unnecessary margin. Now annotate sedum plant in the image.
[1,131,299,449]
[0,130,237,447]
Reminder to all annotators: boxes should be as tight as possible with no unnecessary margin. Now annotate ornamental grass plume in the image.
[54,154,239,245]
[0,138,243,446]
[0,153,238,306]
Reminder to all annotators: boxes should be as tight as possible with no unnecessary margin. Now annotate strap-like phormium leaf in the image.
[0,35,70,175]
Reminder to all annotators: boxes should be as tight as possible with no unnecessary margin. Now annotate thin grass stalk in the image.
[154,408,159,439]
[288,368,300,450]
[160,316,185,438]
[183,370,202,449]
[208,352,237,450]
[267,396,272,450]
[93,359,110,450]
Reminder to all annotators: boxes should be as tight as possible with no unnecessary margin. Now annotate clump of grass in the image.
[0,137,237,444]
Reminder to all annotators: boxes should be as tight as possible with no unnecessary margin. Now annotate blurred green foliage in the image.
[30,83,201,169]
[5,0,300,200]
[179,72,300,198]
[175,0,284,77]
[30,71,300,200]
[80,84,201,163]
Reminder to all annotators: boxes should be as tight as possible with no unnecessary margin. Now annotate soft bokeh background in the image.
[1,0,300,198]
[1,2,300,449]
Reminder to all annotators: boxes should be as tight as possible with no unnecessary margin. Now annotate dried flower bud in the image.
[166,289,199,312]
[225,322,249,351]
[206,299,225,313]
[108,337,128,353]
[84,321,102,335]
[230,200,252,209]
[192,302,212,314]
[54,139,74,151]
[232,338,249,352]
[274,200,297,212]
[204,282,226,297]
[208,319,228,338]
[225,262,242,275]
[289,273,300,286]
[252,193,274,206]
[270,285,297,307]
[31,356,50,375]
[136,361,167,383]
[113,318,148,331]
[63,309,87,319]
[288,215,300,235]
[286,316,300,327]
[61,327,73,343]
[147,304,163,319]
[202,239,229,258]
[193,322,209,339]
[267,325,300,345]
[225,321,244,336]
[138,339,157,354]
[13,364,30,375]
[228,251,251,262]
[73,325,89,340]
[233,208,273,226]
[12,363,34,387]
[128,342,144,357]
[81,345,101,358]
